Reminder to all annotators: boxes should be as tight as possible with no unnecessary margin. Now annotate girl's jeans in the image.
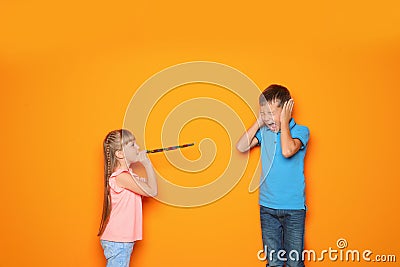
[100,240,135,267]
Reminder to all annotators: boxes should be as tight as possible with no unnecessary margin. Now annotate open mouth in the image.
[266,122,278,131]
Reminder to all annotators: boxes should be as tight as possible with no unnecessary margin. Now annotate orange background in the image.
[1,1,400,266]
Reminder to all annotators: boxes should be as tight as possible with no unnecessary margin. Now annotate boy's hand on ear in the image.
[280,99,294,125]
[257,111,265,128]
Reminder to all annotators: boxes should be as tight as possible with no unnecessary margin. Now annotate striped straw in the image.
[146,143,195,153]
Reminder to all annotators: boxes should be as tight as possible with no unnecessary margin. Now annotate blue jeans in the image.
[101,240,135,267]
[260,206,306,267]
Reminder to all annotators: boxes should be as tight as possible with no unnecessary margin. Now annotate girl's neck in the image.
[115,160,130,172]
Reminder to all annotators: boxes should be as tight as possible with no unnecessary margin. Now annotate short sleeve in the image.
[291,125,310,150]
[108,169,132,193]
[109,177,124,193]
[255,129,262,144]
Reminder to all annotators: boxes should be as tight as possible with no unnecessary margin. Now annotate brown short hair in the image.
[259,84,291,107]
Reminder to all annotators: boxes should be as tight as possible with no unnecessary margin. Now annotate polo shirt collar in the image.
[289,118,296,129]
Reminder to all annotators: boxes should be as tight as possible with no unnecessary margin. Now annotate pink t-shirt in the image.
[100,169,143,242]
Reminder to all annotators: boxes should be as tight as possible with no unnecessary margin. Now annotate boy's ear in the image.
[115,150,124,159]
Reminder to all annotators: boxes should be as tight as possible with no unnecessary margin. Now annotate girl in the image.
[98,129,157,267]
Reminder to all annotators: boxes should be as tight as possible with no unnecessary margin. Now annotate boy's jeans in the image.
[101,240,134,267]
[260,206,306,267]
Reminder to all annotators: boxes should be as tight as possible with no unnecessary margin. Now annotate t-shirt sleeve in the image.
[291,126,310,150]
[109,177,124,193]
[108,170,131,193]
[255,129,262,144]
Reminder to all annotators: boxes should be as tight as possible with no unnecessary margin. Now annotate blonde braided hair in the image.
[97,129,134,236]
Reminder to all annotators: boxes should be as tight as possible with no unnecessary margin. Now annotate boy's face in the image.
[260,100,283,132]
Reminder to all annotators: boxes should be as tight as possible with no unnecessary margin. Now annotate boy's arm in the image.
[236,114,263,152]
[280,99,302,158]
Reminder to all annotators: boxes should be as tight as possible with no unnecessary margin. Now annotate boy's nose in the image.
[263,114,272,120]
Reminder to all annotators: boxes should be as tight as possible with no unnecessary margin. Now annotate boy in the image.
[236,84,310,267]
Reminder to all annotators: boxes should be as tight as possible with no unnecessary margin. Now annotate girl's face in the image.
[123,140,140,164]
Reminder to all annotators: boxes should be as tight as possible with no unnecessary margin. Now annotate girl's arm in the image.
[116,151,158,197]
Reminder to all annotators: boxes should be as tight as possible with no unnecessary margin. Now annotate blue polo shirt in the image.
[255,118,310,210]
